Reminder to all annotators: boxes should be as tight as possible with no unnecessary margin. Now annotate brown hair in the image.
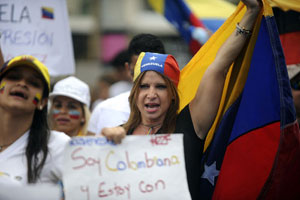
[123,71,179,133]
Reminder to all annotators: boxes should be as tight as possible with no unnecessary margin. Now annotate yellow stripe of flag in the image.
[148,0,165,14]
[133,52,145,81]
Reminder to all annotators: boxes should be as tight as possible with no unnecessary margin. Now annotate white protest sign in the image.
[63,134,192,200]
[0,183,61,200]
[0,0,75,76]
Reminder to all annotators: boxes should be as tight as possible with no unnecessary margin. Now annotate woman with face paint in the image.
[49,76,91,137]
[0,55,70,185]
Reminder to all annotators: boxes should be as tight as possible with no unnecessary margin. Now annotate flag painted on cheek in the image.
[69,110,80,119]
[52,109,80,119]
[178,0,300,199]
[0,82,6,94]
[52,109,60,118]
[32,93,41,105]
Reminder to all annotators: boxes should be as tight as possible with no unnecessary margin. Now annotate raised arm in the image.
[190,0,261,139]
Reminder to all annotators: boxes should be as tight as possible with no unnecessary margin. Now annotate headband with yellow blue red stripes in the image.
[133,52,180,87]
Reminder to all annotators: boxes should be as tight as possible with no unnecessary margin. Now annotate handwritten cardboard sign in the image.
[63,134,191,200]
[0,0,75,76]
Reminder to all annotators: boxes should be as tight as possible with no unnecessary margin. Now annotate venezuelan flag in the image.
[0,81,5,94]
[148,0,209,54]
[42,7,54,20]
[32,93,41,105]
[186,0,236,32]
[269,0,300,12]
[178,0,300,199]
[69,110,81,120]
[148,0,236,54]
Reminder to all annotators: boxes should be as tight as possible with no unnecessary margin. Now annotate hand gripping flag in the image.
[178,0,300,199]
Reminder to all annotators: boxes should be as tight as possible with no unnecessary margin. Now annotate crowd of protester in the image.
[1,0,299,199]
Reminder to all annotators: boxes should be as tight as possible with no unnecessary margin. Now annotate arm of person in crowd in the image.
[189,0,261,139]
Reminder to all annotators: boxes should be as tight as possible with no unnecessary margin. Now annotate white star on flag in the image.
[149,56,157,61]
[201,161,219,186]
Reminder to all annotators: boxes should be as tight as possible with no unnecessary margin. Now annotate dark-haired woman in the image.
[0,55,69,184]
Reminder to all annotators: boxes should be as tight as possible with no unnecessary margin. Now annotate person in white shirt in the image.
[48,76,91,137]
[88,33,166,135]
[0,55,70,185]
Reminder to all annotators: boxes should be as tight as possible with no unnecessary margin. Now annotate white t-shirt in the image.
[0,130,70,185]
[109,81,132,98]
[88,91,130,135]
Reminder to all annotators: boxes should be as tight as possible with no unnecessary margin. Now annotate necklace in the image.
[141,123,162,135]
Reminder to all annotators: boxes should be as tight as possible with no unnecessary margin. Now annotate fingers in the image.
[101,126,126,144]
